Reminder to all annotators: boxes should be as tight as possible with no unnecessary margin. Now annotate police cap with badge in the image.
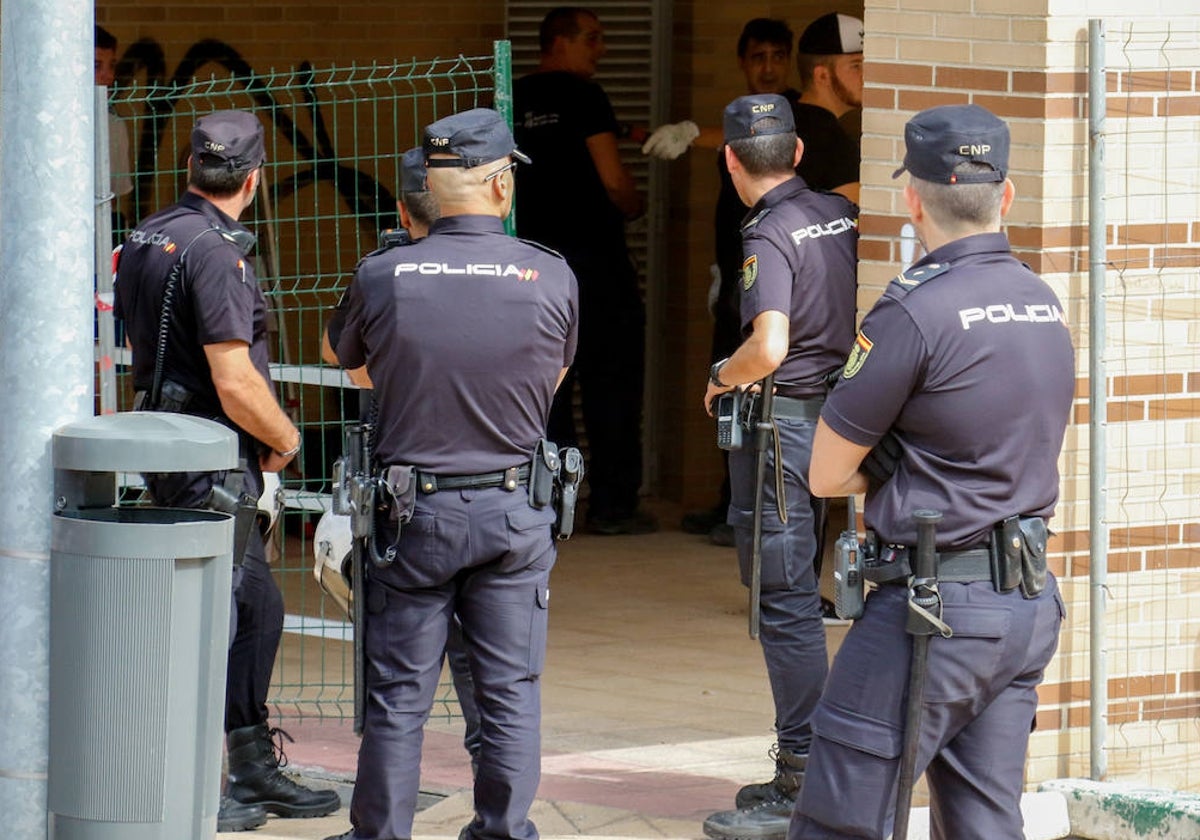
[423,108,531,169]
[192,110,267,172]
[722,93,796,144]
[892,103,1009,185]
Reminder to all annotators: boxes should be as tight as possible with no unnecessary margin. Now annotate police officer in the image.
[325,108,578,840]
[319,145,483,772]
[113,110,341,832]
[701,94,858,840]
[791,104,1074,839]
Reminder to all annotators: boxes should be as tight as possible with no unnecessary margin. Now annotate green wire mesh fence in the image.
[102,45,513,722]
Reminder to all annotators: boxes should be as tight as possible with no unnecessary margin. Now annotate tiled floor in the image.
[223,500,859,840]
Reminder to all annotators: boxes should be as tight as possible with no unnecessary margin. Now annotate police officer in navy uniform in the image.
[701,94,858,840]
[320,146,484,772]
[113,110,341,832]
[791,104,1074,839]
[325,108,578,840]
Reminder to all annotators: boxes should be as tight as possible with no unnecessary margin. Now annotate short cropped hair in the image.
[539,7,595,54]
[796,53,839,91]
[95,25,117,51]
[727,120,796,177]
[189,165,253,199]
[910,162,1005,230]
[400,191,440,228]
[737,19,793,58]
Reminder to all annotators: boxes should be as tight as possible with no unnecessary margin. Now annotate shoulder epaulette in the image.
[888,261,951,295]
[516,237,566,260]
[740,206,772,234]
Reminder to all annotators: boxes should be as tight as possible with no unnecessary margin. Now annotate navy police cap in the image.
[192,110,266,172]
[723,94,796,144]
[424,108,531,169]
[892,104,1009,185]
[400,147,428,193]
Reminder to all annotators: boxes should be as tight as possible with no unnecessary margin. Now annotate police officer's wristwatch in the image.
[709,358,731,388]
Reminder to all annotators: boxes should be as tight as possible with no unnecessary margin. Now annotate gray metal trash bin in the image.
[48,412,239,840]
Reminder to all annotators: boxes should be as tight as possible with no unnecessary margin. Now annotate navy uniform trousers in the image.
[349,486,556,840]
[789,576,1065,839]
[728,416,829,755]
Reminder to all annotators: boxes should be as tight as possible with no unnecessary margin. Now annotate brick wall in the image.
[97,1,505,71]
[861,0,1200,792]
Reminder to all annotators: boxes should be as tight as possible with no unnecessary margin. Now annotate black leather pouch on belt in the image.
[383,465,416,525]
[529,438,560,509]
[992,515,1049,598]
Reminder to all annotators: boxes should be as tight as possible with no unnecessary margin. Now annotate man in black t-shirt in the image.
[791,104,1073,840]
[514,6,655,535]
[792,13,864,202]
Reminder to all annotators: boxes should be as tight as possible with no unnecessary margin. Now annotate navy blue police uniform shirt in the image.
[513,71,627,264]
[821,232,1076,549]
[114,191,272,421]
[739,177,859,398]
[336,214,579,474]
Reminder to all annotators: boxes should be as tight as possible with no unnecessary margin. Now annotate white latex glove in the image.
[641,120,700,160]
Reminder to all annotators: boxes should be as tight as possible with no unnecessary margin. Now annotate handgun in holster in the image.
[554,447,584,540]
[202,465,257,568]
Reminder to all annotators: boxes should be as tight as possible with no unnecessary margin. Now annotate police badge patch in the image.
[843,331,873,379]
[742,255,758,291]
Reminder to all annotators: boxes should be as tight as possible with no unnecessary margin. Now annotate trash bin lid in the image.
[53,412,240,473]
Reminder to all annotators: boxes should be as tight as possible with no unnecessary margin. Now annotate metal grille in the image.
[102,49,512,722]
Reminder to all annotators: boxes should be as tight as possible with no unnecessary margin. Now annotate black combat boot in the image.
[734,744,806,809]
[217,794,267,832]
[226,723,342,818]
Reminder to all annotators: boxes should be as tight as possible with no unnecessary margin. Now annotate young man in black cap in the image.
[792,12,864,203]
[326,108,578,840]
[790,103,1073,839]
[700,93,858,840]
[114,110,341,832]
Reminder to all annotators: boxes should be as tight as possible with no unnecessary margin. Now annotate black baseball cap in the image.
[423,108,531,169]
[798,13,864,55]
[892,104,1010,184]
[723,94,795,143]
[191,110,266,171]
[400,147,428,193]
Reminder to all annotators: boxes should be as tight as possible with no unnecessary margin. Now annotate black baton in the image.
[893,509,943,840]
[748,373,775,639]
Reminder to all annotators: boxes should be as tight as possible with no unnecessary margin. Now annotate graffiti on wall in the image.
[115,37,399,234]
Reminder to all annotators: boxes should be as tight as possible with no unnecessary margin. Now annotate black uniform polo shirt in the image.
[113,191,271,420]
[821,232,1075,549]
[739,177,859,398]
[337,214,579,474]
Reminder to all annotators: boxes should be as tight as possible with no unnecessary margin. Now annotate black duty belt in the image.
[416,464,530,494]
[875,544,992,585]
[771,395,824,421]
[934,548,992,582]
